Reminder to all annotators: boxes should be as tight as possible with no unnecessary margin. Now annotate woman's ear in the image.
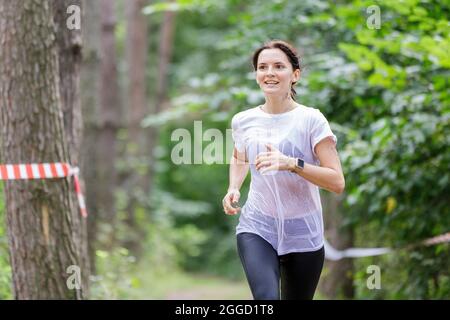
[292,69,300,83]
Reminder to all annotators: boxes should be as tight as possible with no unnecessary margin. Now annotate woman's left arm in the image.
[291,138,345,194]
[255,140,345,194]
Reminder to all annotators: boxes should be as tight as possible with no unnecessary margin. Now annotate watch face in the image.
[297,158,304,169]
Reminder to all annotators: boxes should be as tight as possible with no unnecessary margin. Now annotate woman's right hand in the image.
[222,188,241,215]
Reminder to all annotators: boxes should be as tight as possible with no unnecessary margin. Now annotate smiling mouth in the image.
[264,81,279,85]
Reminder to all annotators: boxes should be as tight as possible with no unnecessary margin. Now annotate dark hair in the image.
[252,40,302,101]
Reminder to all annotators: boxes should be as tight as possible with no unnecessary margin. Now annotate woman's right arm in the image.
[222,147,249,215]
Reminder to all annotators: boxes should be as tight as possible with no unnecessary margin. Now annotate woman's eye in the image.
[258,65,284,70]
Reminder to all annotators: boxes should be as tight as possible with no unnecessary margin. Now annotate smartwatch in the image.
[293,158,304,171]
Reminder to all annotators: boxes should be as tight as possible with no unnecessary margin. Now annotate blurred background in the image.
[0,0,449,299]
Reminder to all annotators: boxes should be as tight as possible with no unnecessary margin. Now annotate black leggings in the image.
[237,232,324,300]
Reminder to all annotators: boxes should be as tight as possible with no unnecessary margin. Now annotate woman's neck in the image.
[262,95,296,114]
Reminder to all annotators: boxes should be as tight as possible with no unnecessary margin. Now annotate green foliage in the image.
[0,185,12,299]
[151,0,450,298]
[146,190,211,268]
[5,0,447,299]
[150,143,246,278]
[89,247,138,299]
[334,0,450,298]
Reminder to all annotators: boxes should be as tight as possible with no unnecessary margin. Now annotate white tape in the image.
[31,164,40,178]
[55,163,65,177]
[19,164,27,178]
[6,165,14,179]
[324,238,392,261]
[43,163,52,178]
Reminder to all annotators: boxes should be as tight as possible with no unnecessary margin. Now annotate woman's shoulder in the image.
[297,104,328,121]
[297,103,320,115]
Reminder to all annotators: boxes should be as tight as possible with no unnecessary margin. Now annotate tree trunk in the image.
[97,0,120,246]
[80,0,101,274]
[134,9,178,260]
[0,1,86,299]
[319,192,354,299]
[53,0,83,163]
[147,6,175,193]
[124,0,149,256]
[155,8,176,114]
[146,8,177,196]
[148,5,175,178]
[52,0,90,294]
[127,0,148,149]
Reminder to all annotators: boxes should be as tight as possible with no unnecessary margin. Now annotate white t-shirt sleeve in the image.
[310,110,337,158]
[231,114,245,153]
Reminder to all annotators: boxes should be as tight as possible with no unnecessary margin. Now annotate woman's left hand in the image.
[255,143,294,174]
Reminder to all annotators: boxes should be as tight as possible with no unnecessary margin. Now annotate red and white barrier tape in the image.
[324,232,450,261]
[0,163,87,217]
[423,232,450,246]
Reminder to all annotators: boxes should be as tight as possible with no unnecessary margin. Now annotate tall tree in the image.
[146,7,177,196]
[97,0,121,247]
[320,192,354,299]
[53,0,91,294]
[0,1,87,298]
[124,0,149,256]
[139,1,177,221]
[80,0,101,273]
[53,0,83,162]
[127,0,148,149]
[155,8,176,114]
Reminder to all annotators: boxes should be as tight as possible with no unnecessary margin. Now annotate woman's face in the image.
[255,48,300,97]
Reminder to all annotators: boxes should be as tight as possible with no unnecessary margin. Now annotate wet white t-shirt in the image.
[231,104,337,255]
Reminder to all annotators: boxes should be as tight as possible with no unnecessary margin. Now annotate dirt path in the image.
[163,274,251,300]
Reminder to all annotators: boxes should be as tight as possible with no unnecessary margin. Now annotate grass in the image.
[90,249,252,300]
[129,267,252,300]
